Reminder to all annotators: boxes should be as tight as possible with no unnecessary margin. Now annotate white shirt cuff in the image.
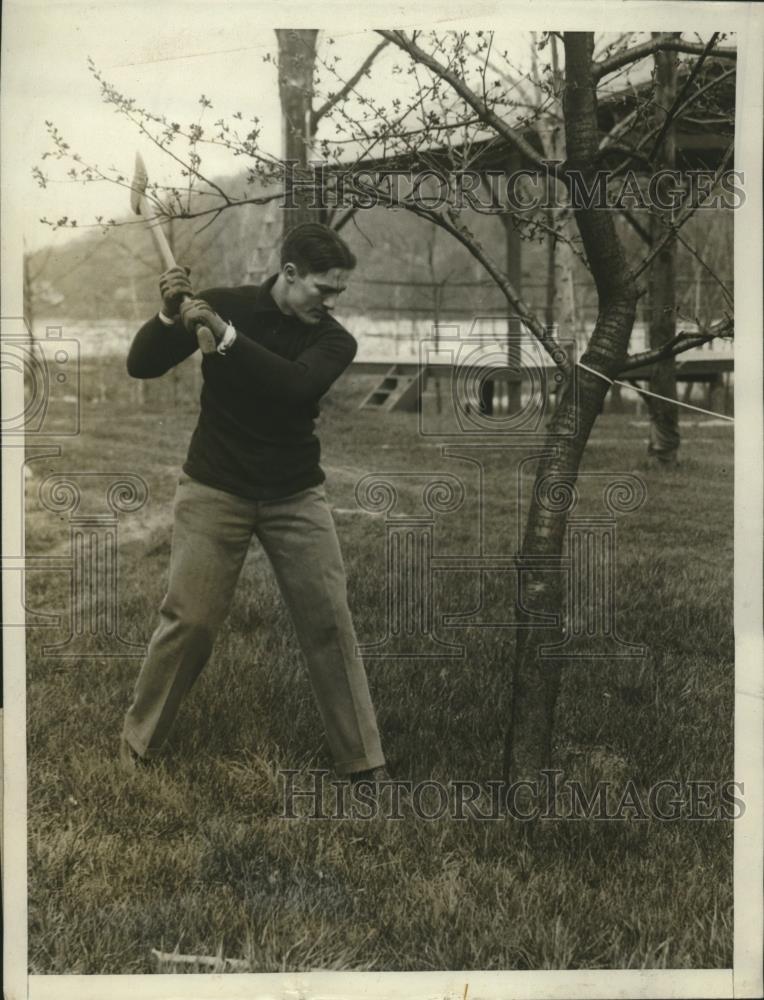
[217,323,237,355]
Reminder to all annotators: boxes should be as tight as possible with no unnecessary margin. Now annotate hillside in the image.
[24,171,733,335]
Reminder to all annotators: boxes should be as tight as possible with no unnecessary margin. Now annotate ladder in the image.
[359,365,427,412]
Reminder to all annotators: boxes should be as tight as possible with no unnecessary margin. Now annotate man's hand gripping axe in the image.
[130,153,217,354]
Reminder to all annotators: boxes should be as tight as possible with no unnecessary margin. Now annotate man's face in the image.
[281,265,349,325]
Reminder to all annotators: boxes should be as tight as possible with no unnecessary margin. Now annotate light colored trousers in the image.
[122,472,385,774]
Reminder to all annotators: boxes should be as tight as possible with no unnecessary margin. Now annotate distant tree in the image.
[276,29,320,231]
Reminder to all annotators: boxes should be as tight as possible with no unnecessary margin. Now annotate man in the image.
[121,222,386,782]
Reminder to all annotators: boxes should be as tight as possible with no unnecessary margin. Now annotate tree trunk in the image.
[275,29,321,234]
[557,238,579,353]
[505,32,638,781]
[646,37,680,464]
[544,207,556,332]
[535,32,578,394]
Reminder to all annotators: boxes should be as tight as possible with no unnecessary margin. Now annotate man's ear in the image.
[283,262,297,283]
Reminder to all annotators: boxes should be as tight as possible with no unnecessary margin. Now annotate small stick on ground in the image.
[151,947,251,972]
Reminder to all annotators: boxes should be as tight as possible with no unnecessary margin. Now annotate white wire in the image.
[576,361,735,423]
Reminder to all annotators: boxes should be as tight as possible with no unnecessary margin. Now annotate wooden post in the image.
[502,155,523,413]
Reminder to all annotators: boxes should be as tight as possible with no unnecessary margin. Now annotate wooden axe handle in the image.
[141,196,217,355]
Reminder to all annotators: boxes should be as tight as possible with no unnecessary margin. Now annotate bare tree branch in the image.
[593,34,736,82]
[376,30,551,173]
[331,205,358,232]
[674,230,734,309]
[311,39,390,128]
[595,142,653,168]
[619,208,652,246]
[597,106,641,152]
[620,316,733,371]
[646,32,720,163]
[414,205,571,373]
[340,164,569,371]
[314,46,447,173]
[671,66,737,123]
[41,189,286,232]
[631,140,734,281]
[601,62,735,182]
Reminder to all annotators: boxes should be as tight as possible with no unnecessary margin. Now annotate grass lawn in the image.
[25,363,734,972]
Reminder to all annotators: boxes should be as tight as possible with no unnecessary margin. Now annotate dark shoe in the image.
[349,765,390,786]
[119,736,153,773]
[348,765,414,815]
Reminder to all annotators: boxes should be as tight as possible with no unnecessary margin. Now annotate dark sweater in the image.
[126,275,357,499]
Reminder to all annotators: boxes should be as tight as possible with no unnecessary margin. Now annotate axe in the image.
[130,153,217,354]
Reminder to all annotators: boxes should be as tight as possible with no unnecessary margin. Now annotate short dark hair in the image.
[280,222,357,275]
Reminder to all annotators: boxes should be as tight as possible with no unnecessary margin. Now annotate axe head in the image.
[130,152,148,215]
